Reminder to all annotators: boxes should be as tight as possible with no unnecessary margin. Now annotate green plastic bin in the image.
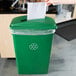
[10,16,57,74]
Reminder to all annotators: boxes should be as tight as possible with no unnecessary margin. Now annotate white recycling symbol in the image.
[29,43,39,51]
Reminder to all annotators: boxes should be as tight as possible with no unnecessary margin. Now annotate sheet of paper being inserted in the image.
[27,2,47,20]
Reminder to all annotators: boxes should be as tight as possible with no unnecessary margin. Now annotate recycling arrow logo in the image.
[29,43,39,51]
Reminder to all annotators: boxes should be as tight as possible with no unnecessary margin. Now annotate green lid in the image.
[10,16,57,30]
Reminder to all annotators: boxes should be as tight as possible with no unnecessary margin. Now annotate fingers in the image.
[45,0,52,6]
[47,3,52,6]
[45,0,49,2]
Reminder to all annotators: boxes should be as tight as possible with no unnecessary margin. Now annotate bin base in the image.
[18,72,48,75]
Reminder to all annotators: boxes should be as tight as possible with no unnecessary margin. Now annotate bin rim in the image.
[11,29,56,35]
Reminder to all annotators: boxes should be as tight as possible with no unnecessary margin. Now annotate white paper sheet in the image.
[27,2,47,20]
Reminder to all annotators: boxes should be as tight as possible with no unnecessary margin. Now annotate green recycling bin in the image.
[10,16,57,74]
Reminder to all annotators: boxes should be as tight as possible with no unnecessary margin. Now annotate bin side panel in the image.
[12,34,54,74]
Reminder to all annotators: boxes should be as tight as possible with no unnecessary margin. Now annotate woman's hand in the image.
[45,0,76,5]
